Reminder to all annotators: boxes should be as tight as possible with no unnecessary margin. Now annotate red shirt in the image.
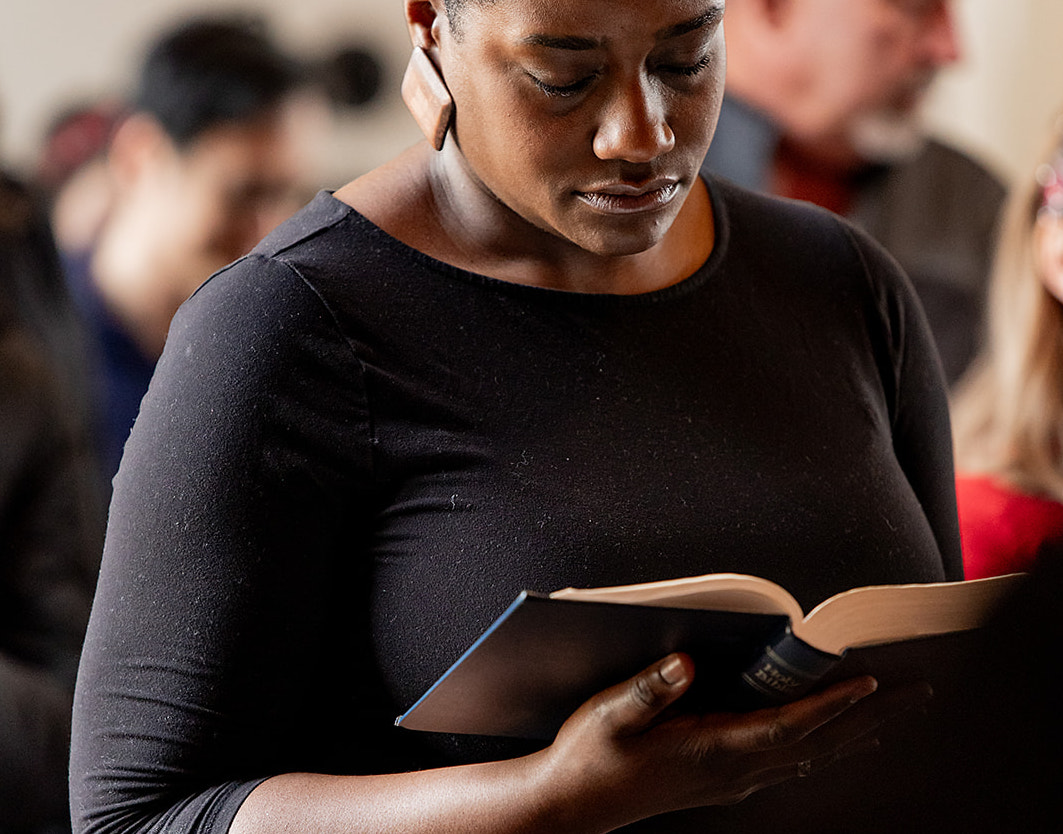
[956,474,1063,579]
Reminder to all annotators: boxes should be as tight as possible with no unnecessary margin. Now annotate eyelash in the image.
[529,55,713,99]
[660,54,714,78]
[529,73,600,99]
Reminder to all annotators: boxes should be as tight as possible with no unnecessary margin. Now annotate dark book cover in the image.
[395,589,1007,740]
[396,592,830,739]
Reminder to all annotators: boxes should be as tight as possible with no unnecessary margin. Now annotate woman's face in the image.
[433,0,726,258]
[1035,211,1063,306]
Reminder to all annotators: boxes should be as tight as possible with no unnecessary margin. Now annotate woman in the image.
[952,113,1063,580]
[70,1,959,832]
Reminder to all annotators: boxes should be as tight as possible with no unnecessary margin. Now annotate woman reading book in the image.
[70,1,960,832]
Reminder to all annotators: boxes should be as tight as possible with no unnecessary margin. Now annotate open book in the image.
[395,571,1026,740]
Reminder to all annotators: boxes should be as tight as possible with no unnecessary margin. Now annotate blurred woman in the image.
[952,112,1063,579]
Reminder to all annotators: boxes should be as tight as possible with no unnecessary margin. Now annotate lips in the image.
[575,179,681,215]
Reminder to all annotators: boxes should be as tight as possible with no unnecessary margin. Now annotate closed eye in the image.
[657,54,714,79]
[528,72,600,98]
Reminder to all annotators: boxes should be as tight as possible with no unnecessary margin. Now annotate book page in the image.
[796,573,1027,655]
[551,572,804,621]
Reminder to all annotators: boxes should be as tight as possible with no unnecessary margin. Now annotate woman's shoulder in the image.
[705,173,911,301]
[707,174,893,269]
[188,188,422,321]
[163,195,374,374]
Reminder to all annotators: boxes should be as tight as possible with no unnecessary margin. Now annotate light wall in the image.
[925,0,1063,185]
[2,0,1061,188]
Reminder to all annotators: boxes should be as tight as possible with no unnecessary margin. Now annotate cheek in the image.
[177,189,227,250]
[454,85,576,202]
[679,77,726,152]
[1036,224,1063,305]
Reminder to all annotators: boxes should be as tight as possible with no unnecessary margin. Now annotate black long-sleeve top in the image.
[71,179,961,834]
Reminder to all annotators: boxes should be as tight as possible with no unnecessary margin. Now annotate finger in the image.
[792,679,934,751]
[719,676,881,752]
[740,680,933,782]
[591,653,696,738]
[737,734,883,801]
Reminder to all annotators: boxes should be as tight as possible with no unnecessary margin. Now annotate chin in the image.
[848,109,927,165]
[568,210,678,259]
[576,227,668,259]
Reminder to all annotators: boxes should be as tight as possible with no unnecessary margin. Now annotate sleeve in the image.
[69,255,376,834]
[848,227,964,581]
[0,328,103,831]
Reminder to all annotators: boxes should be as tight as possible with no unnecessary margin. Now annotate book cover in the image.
[394,573,1025,740]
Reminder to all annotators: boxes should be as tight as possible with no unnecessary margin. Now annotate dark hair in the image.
[35,100,125,194]
[441,0,495,37]
[132,15,303,147]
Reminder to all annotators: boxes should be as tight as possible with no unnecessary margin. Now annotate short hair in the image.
[132,15,303,147]
[441,0,496,37]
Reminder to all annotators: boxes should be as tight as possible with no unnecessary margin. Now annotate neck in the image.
[337,143,714,295]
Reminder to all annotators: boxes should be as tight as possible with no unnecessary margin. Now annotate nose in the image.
[921,2,962,67]
[592,75,676,163]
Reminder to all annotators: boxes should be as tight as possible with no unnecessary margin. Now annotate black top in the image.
[71,178,960,834]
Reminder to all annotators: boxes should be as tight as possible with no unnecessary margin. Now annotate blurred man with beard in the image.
[63,15,322,486]
[702,0,1005,385]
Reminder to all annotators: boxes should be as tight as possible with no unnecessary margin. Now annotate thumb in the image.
[597,653,695,738]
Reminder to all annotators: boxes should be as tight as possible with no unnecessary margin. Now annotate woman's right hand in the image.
[534,653,931,831]
[230,654,931,834]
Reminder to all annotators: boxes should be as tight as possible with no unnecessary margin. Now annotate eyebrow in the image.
[655,7,725,41]
[519,5,725,52]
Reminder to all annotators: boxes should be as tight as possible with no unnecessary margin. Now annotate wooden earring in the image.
[401,47,454,151]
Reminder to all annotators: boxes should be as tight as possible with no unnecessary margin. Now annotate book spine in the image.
[738,627,841,706]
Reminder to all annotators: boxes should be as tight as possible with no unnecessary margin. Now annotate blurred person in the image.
[35,101,125,257]
[64,15,320,484]
[1,163,104,833]
[951,112,1063,580]
[701,0,1006,385]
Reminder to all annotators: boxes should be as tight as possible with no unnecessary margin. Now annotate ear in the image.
[1034,213,1063,303]
[106,113,174,191]
[406,0,447,52]
[403,0,454,150]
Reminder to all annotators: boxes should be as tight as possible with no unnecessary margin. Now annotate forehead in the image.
[456,0,725,43]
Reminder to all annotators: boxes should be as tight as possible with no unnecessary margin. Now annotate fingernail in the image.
[850,677,879,704]
[660,655,687,686]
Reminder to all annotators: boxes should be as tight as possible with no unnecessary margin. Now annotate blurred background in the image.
[0,0,418,189]
[2,0,1062,190]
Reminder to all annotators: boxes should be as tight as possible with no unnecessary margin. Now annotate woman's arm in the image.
[847,226,964,580]
[232,657,923,834]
